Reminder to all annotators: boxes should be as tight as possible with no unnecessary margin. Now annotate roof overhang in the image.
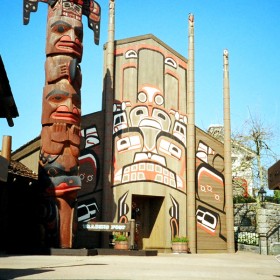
[0,55,19,127]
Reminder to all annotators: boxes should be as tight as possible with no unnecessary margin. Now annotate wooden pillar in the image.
[102,0,115,229]
[223,49,235,253]
[1,135,12,162]
[186,13,197,253]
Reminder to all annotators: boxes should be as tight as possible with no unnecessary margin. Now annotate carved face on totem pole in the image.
[46,15,83,59]
[42,84,81,126]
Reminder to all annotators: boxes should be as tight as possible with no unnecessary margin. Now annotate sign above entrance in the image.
[82,221,131,232]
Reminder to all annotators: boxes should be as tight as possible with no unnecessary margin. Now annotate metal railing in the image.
[260,224,280,255]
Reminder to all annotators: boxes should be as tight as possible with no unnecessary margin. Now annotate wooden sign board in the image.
[82,222,131,232]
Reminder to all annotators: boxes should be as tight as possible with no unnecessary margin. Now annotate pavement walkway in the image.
[0,251,279,279]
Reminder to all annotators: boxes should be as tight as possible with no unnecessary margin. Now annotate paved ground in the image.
[0,251,279,279]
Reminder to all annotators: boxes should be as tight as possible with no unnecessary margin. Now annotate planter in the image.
[114,241,129,250]
[172,242,189,253]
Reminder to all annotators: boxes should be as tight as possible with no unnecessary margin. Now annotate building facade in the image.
[13,34,229,253]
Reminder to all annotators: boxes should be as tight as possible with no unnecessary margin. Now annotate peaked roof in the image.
[112,34,188,63]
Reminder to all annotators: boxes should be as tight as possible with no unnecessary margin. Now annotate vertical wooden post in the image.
[129,219,135,249]
[186,13,197,253]
[223,50,235,253]
[102,0,115,246]
[1,135,12,162]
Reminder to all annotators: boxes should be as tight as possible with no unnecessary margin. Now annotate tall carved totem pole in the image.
[23,0,101,248]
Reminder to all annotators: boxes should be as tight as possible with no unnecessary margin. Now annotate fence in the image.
[260,224,280,255]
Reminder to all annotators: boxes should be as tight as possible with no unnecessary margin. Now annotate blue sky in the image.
[1,0,280,161]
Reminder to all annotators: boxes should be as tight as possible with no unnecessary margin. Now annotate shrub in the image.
[172,236,189,243]
[233,195,256,203]
[114,234,128,241]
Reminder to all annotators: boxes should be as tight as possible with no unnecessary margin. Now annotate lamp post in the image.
[257,186,267,254]
[258,187,267,204]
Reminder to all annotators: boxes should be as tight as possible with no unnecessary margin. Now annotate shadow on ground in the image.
[0,268,54,279]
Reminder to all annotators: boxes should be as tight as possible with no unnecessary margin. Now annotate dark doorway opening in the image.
[132,195,164,250]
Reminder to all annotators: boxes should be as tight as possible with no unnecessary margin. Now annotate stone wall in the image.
[257,203,280,255]
[234,202,280,255]
[234,203,257,232]
[237,244,260,254]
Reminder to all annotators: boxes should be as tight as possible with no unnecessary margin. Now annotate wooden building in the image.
[12,34,229,253]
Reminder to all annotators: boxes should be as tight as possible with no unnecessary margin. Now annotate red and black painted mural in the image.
[24,0,101,248]
[78,123,103,223]
[113,43,187,191]
[107,36,227,251]
[110,38,189,248]
[196,138,227,250]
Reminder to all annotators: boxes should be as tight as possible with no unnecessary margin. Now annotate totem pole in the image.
[23,0,101,248]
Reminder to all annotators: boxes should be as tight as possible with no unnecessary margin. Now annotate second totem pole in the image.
[23,0,101,248]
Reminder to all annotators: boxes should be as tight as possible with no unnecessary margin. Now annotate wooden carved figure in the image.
[23,0,101,248]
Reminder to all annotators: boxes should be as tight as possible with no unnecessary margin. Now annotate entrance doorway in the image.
[132,195,164,250]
